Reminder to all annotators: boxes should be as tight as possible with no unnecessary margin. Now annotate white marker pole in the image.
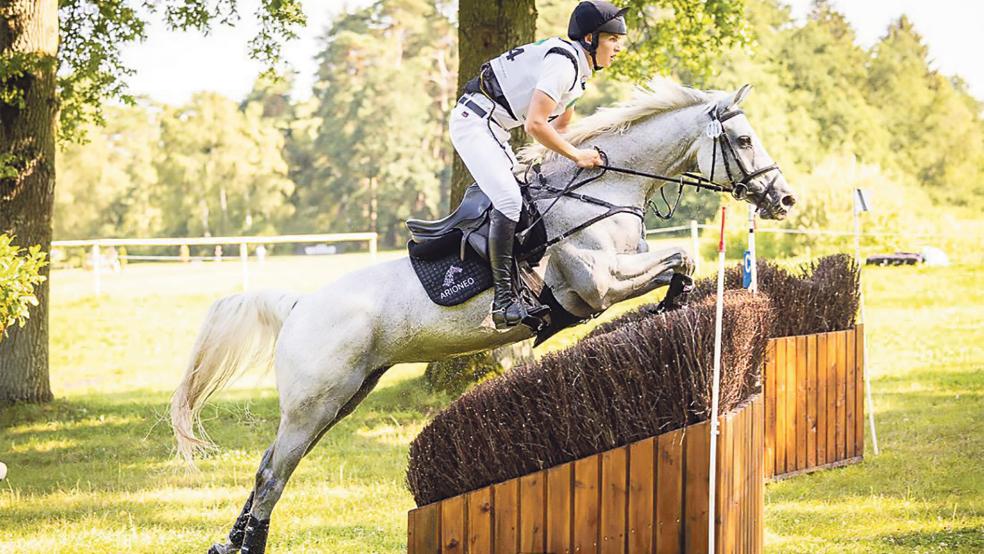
[854,189,879,455]
[691,219,701,275]
[708,206,726,553]
[748,204,758,293]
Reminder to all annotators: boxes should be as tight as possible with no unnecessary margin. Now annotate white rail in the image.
[52,232,378,296]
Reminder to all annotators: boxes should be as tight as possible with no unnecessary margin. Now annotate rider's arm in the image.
[551,105,575,134]
[526,92,598,167]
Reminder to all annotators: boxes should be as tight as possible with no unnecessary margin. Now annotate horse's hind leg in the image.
[229,365,388,554]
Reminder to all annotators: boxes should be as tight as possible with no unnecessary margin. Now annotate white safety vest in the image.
[487,37,591,129]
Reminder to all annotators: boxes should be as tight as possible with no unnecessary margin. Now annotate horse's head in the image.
[695,85,797,220]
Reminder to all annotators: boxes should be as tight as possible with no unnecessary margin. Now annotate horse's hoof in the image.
[208,543,237,554]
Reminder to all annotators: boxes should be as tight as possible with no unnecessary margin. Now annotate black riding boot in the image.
[488,208,527,329]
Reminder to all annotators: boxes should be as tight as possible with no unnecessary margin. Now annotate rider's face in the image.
[591,32,625,68]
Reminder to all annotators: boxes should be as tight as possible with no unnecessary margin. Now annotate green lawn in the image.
[1,248,981,552]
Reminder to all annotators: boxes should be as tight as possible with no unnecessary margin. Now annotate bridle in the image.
[517,107,783,258]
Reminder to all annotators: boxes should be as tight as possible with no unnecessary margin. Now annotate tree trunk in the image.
[450,0,537,209]
[424,0,539,397]
[0,0,58,405]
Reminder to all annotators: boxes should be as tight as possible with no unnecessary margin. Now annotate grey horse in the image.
[170,78,796,553]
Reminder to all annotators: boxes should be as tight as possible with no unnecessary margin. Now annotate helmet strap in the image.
[589,32,603,71]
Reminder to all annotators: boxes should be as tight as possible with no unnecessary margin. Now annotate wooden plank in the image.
[846,327,857,459]
[574,455,601,554]
[493,478,519,554]
[414,503,441,554]
[627,439,655,554]
[684,420,709,554]
[442,494,466,553]
[467,487,493,554]
[655,427,684,554]
[816,332,828,467]
[752,396,764,554]
[826,332,837,463]
[520,471,546,554]
[807,333,818,470]
[408,509,416,554]
[737,407,746,554]
[546,462,573,554]
[601,447,628,554]
[836,330,847,462]
[856,325,866,456]
[774,337,786,476]
[796,335,808,472]
[785,337,797,474]
[764,339,777,479]
[713,413,728,551]
[730,411,742,554]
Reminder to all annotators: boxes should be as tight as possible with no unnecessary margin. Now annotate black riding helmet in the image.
[568,0,629,71]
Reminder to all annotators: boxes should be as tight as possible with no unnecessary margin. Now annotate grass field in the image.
[1,244,982,553]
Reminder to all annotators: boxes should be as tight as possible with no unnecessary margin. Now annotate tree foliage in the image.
[0,235,47,339]
[46,0,984,255]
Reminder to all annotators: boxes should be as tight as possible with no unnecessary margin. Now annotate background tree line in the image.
[52,0,984,253]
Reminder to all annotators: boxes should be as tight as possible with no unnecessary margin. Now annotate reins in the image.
[517,107,782,258]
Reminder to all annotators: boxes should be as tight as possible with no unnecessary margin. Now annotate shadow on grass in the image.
[0,374,448,498]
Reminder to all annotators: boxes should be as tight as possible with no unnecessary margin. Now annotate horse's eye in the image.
[737,135,752,148]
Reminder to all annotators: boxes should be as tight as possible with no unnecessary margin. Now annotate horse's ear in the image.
[715,84,753,114]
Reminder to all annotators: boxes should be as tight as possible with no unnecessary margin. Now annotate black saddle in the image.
[405,182,552,332]
[406,182,545,264]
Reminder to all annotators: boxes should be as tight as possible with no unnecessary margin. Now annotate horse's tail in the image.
[170,289,300,465]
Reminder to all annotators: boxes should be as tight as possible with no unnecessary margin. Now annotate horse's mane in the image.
[516,76,712,166]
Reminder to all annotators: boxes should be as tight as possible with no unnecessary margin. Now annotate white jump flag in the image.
[708,206,726,553]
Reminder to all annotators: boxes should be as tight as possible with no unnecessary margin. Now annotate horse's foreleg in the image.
[600,246,693,307]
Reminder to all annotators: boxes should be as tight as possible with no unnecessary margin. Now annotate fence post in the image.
[690,220,700,274]
[369,234,378,259]
[240,242,249,291]
[92,243,102,297]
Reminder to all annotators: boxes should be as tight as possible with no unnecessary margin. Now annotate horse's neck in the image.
[538,104,707,219]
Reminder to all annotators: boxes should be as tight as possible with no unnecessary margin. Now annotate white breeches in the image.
[449,93,522,222]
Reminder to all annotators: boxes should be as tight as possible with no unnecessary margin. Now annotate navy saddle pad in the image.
[408,232,492,306]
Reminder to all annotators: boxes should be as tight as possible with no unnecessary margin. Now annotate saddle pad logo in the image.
[443,265,464,287]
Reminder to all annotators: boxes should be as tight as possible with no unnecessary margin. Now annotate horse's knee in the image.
[673,247,695,275]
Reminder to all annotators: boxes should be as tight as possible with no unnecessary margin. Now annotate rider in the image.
[451,0,628,329]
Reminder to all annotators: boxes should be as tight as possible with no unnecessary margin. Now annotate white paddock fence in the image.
[52,233,377,296]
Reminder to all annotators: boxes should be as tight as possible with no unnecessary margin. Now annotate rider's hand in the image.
[573,148,603,169]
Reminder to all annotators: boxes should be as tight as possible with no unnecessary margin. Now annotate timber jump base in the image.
[407,326,865,552]
[764,326,865,480]
[408,395,765,554]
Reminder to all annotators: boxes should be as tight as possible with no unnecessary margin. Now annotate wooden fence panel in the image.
[441,494,464,553]
[627,439,655,554]
[846,328,857,459]
[493,478,519,554]
[764,340,777,479]
[816,332,828,467]
[574,455,601,554]
[413,503,441,554]
[855,325,865,456]
[836,330,847,462]
[683,420,709,554]
[409,393,777,554]
[467,487,492,553]
[807,333,818,468]
[520,471,546,553]
[655,428,684,554]
[546,462,573,554]
[775,338,787,476]
[785,337,798,474]
[601,447,628,554]
[761,327,865,480]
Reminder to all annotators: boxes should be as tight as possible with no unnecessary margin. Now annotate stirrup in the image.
[491,299,529,329]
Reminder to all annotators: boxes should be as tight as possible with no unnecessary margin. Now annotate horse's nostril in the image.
[781,195,796,207]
